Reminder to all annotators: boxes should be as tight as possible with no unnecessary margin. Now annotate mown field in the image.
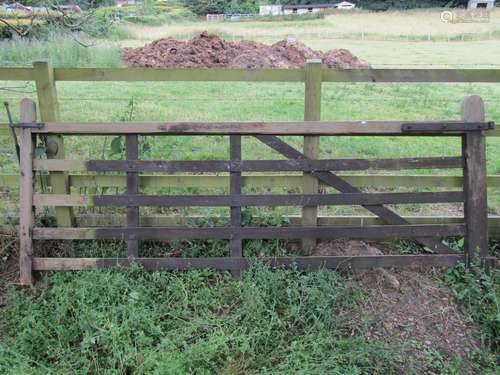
[0,8,499,374]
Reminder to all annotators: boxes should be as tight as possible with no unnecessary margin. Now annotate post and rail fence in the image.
[1,62,499,257]
[16,96,495,284]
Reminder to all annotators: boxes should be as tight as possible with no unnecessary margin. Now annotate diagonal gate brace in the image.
[255,135,455,254]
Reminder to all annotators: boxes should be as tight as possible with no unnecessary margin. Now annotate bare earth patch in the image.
[314,240,481,370]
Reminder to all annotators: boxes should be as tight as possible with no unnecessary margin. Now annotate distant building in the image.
[467,0,495,8]
[259,2,355,16]
[115,0,136,7]
[336,1,356,9]
[259,4,283,16]
[282,3,337,14]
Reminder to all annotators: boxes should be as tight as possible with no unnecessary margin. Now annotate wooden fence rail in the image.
[15,97,494,284]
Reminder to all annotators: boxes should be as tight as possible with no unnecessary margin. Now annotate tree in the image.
[356,0,468,11]
[182,0,226,15]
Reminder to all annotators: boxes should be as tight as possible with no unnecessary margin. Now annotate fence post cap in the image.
[32,59,51,65]
[461,95,485,122]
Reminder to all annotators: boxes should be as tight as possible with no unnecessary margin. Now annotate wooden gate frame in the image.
[17,98,494,285]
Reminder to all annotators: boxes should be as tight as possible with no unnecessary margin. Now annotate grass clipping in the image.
[121,31,371,69]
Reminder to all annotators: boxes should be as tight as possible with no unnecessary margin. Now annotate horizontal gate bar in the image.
[32,192,465,207]
[32,224,466,240]
[30,121,492,135]
[88,157,464,172]
[2,126,498,138]
[32,254,465,271]
[33,157,464,172]
[8,215,500,237]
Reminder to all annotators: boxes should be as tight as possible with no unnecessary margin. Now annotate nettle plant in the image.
[109,98,151,158]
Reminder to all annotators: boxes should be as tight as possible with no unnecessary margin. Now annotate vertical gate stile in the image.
[302,59,322,255]
[461,96,489,265]
[19,99,37,285]
[33,59,73,227]
[230,135,242,275]
[126,134,139,257]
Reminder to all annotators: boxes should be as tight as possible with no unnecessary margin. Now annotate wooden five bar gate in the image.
[17,98,494,285]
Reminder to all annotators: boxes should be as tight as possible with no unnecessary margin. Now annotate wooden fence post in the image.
[230,135,242,276]
[461,95,489,265]
[19,99,36,285]
[33,59,73,227]
[126,135,139,257]
[302,59,322,254]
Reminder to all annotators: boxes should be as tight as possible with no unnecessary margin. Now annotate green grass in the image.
[0,264,398,374]
[2,261,496,374]
[443,262,500,351]
[0,36,123,68]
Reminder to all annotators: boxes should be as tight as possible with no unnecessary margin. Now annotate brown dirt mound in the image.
[121,31,370,69]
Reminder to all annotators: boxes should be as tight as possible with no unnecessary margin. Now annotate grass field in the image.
[1,8,500,374]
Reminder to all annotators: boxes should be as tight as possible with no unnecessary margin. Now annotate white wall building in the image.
[467,0,495,8]
[259,4,283,16]
[259,2,354,16]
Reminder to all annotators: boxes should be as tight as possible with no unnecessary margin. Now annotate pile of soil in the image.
[121,31,370,69]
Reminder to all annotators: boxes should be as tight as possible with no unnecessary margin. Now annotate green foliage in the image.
[122,15,164,25]
[264,0,336,5]
[356,0,468,11]
[255,11,326,22]
[96,2,195,24]
[181,0,259,15]
[442,263,500,350]
[0,264,400,373]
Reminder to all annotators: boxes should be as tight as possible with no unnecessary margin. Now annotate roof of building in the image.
[282,3,338,10]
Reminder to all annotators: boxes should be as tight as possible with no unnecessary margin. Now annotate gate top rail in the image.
[19,120,495,135]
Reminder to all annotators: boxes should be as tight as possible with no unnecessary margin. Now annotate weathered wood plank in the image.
[32,224,466,240]
[19,99,36,285]
[32,121,491,135]
[32,191,464,207]
[0,67,35,80]
[40,214,500,238]
[33,60,73,227]
[230,135,242,276]
[126,135,139,257]
[33,157,464,173]
[33,159,86,171]
[53,67,305,82]
[33,194,91,206]
[402,122,494,133]
[89,192,465,207]
[303,60,322,254]
[4,67,500,84]
[0,125,491,137]
[6,215,500,237]
[322,69,500,83]
[32,254,465,271]
[461,96,489,264]
[3,173,500,189]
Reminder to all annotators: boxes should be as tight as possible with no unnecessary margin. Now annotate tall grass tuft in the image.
[0,35,124,68]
